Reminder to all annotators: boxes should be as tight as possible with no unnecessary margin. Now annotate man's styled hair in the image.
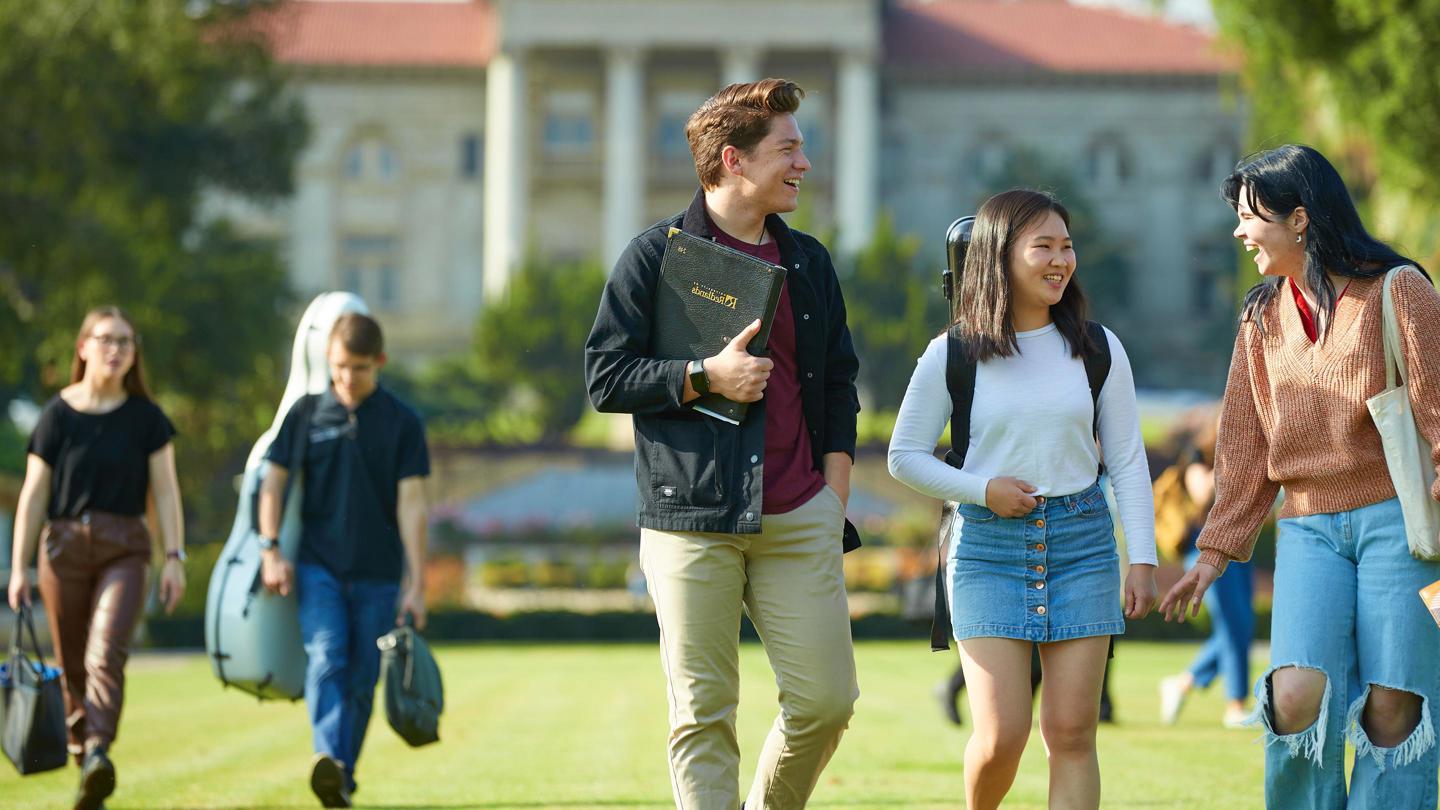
[330,312,385,357]
[686,78,805,189]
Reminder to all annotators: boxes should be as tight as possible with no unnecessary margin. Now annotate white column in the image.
[603,47,646,269]
[721,46,762,87]
[834,48,879,255]
[483,48,528,301]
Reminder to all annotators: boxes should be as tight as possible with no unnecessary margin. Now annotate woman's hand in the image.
[985,477,1038,518]
[159,557,186,614]
[1124,563,1158,619]
[8,568,31,612]
[1160,561,1223,622]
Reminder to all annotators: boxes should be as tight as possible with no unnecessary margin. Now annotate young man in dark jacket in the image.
[585,79,861,810]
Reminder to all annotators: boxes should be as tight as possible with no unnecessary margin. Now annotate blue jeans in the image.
[1184,549,1254,702]
[1259,497,1440,809]
[297,563,400,791]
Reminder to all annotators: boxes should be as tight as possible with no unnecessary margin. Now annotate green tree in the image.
[841,215,948,412]
[0,1,307,538]
[474,260,608,442]
[1212,0,1440,268]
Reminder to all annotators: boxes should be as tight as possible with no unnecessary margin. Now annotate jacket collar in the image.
[680,189,803,271]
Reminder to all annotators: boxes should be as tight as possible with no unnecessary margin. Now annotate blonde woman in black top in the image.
[9,306,186,810]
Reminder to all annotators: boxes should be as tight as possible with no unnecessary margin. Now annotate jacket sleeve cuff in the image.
[1196,549,1231,575]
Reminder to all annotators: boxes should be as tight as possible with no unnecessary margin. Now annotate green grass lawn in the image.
[1,640,1268,809]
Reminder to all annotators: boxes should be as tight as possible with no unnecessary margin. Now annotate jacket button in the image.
[802,313,810,320]
[750,454,759,463]
[1036,606,1047,615]
[744,512,754,521]
[793,263,800,269]
[806,372,814,379]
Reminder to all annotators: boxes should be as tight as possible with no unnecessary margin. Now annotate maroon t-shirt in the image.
[709,221,827,514]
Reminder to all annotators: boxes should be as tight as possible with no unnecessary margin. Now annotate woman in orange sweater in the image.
[1161,145,1440,808]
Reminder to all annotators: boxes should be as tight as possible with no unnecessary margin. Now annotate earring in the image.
[1295,234,1303,243]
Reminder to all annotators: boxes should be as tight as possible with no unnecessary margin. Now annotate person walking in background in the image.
[1153,409,1255,728]
[585,78,861,810]
[8,306,187,810]
[1161,145,1440,808]
[888,189,1157,810]
[258,313,430,809]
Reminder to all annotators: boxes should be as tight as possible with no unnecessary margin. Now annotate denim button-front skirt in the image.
[947,481,1124,643]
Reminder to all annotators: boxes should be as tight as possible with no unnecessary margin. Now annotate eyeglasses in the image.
[89,334,135,351]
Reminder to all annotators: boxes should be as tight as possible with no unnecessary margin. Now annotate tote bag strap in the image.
[1381,267,1410,389]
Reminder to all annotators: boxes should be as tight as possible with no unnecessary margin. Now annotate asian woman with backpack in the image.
[888,189,1158,810]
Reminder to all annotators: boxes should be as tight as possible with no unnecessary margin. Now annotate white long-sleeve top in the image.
[887,323,1158,566]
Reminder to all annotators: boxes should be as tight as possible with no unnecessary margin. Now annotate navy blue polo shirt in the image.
[265,384,430,582]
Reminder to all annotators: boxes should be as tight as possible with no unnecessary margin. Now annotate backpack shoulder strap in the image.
[944,325,977,470]
[1082,321,1112,472]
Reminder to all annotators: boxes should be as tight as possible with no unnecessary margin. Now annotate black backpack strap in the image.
[944,326,976,470]
[1082,321,1112,474]
[932,327,976,651]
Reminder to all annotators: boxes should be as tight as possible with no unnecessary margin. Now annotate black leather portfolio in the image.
[652,228,788,424]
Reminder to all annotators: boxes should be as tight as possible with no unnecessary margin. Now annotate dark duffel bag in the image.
[378,623,443,747]
[2,604,68,775]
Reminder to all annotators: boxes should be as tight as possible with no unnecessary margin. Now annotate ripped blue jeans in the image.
[1258,496,1440,809]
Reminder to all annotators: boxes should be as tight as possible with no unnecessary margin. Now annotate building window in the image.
[543,90,596,157]
[1191,239,1233,316]
[970,134,1010,181]
[795,97,827,164]
[656,91,706,161]
[1195,140,1237,184]
[343,135,401,184]
[1085,136,1132,189]
[460,133,482,179]
[339,235,400,311]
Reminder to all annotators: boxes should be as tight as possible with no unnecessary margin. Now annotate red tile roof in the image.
[886,0,1235,75]
[251,0,494,69]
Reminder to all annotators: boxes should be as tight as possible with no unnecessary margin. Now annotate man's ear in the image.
[375,352,388,371]
[720,144,744,178]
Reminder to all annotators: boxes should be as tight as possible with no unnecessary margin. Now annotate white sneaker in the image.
[1222,705,1251,729]
[1159,675,1189,726]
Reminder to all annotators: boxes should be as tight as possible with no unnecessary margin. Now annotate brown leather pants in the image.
[36,511,150,759]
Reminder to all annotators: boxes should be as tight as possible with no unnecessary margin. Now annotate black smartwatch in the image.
[258,536,280,552]
[688,359,710,395]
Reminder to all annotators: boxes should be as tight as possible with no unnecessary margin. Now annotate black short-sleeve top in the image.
[26,395,177,519]
[264,385,430,582]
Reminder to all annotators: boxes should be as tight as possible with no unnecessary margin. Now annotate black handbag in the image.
[2,604,68,774]
[377,622,443,747]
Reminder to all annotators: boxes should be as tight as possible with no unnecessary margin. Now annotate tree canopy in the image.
[0,1,307,535]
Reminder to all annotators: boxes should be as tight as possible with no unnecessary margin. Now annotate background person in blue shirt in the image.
[257,312,431,809]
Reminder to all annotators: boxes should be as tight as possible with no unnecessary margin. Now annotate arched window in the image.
[1085,135,1132,189]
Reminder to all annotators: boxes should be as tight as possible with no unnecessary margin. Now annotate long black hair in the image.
[951,188,1098,362]
[1224,145,1427,339]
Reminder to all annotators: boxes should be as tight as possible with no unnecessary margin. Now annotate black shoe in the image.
[75,745,116,810]
[310,754,352,808]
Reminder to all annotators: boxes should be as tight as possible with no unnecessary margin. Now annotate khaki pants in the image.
[641,486,858,810]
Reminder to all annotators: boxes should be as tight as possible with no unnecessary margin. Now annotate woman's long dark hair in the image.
[951,189,1098,362]
[1224,145,1427,339]
[71,306,152,398]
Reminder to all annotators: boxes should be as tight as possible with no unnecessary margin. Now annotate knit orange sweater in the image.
[1196,266,1440,570]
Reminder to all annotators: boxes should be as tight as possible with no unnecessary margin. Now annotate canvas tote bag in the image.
[1365,266,1440,560]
